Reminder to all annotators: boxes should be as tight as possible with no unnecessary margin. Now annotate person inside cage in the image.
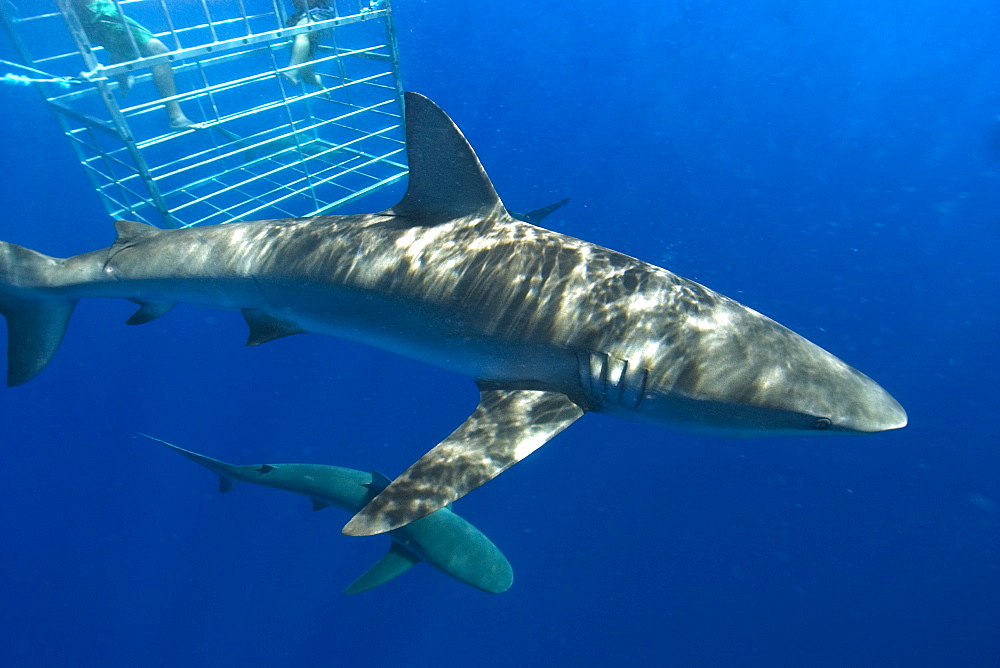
[283,0,336,88]
[70,0,201,130]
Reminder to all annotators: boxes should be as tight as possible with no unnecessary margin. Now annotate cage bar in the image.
[1,0,407,228]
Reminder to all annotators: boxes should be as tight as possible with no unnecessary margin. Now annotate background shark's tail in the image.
[140,434,242,492]
[0,241,77,386]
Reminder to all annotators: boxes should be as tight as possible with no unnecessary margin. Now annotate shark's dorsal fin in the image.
[113,220,159,245]
[366,470,393,493]
[343,387,586,536]
[343,542,421,595]
[125,300,176,325]
[241,309,306,346]
[387,92,506,224]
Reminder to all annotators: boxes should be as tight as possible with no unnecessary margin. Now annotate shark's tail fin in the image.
[0,241,77,386]
[140,434,241,492]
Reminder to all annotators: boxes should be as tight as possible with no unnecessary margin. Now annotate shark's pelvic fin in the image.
[218,476,239,493]
[343,387,586,536]
[241,308,307,346]
[126,300,176,325]
[387,91,505,224]
[310,498,331,511]
[344,542,421,595]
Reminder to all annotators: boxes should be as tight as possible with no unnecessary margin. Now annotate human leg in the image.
[283,19,322,88]
[141,38,198,129]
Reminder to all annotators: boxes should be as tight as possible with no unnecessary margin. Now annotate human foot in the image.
[169,117,206,131]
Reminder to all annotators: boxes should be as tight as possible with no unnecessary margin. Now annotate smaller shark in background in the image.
[143,435,513,594]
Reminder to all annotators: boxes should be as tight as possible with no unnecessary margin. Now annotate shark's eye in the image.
[813,417,832,430]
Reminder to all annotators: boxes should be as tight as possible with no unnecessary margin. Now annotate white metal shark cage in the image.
[0,0,407,228]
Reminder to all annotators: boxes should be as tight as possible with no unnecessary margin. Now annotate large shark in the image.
[0,92,906,538]
[143,434,513,594]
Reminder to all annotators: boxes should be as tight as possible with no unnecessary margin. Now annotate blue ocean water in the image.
[1,0,998,665]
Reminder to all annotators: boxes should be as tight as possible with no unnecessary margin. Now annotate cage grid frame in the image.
[1,0,407,228]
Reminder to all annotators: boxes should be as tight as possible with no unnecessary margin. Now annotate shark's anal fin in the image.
[241,309,306,346]
[344,542,421,595]
[343,387,586,536]
[126,300,176,325]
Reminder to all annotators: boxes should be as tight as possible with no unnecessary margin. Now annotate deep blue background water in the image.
[2,1,998,665]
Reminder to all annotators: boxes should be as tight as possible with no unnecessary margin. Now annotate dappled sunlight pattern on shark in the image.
[344,387,585,536]
[0,92,905,541]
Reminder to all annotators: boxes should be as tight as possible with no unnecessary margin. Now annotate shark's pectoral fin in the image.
[126,300,176,325]
[241,309,306,346]
[343,387,586,536]
[343,542,421,595]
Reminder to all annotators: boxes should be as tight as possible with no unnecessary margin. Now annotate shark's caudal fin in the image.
[343,386,586,536]
[140,434,241,492]
[0,242,77,386]
[387,92,507,224]
[343,542,421,595]
[0,223,181,385]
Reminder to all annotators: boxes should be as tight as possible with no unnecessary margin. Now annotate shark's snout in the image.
[835,379,907,434]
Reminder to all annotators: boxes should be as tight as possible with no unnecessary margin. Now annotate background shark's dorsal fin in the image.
[367,470,393,493]
[388,92,506,224]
